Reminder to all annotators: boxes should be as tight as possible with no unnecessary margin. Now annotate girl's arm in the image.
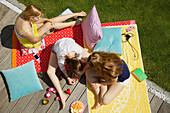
[21,30,48,43]
[59,63,76,85]
[79,63,90,77]
[35,18,49,24]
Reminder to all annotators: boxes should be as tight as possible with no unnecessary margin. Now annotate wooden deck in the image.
[0,2,169,113]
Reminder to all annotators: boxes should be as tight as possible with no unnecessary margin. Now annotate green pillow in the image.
[2,60,43,101]
[93,27,123,55]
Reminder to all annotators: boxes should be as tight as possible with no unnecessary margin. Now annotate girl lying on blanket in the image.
[47,38,90,110]
[85,51,130,109]
[14,4,86,50]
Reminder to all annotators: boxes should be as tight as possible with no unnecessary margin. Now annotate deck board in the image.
[9,92,36,113]
[21,79,48,113]
[148,90,154,103]
[0,98,19,113]
[0,9,18,32]
[0,75,5,92]
[0,3,10,22]
[0,88,9,108]
[158,101,170,113]
[150,96,164,113]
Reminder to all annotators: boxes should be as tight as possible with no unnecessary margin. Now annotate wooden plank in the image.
[158,101,170,113]
[59,75,87,113]
[0,9,18,32]
[79,88,88,112]
[0,79,19,113]
[0,97,19,113]
[9,92,36,113]
[0,64,12,92]
[0,88,8,108]
[34,72,66,113]
[148,91,154,103]
[84,106,89,113]
[0,49,11,71]
[0,47,11,62]
[0,35,3,49]
[150,95,164,113]
[0,74,5,92]
[0,3,10,21]
[22,74,52,113]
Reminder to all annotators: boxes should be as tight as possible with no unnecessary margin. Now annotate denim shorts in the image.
[51,42,57,54]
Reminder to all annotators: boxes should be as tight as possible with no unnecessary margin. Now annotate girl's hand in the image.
[75,19,82,26]
[71,73,81,82]
[47,19,56,26]
[67,77,76,85]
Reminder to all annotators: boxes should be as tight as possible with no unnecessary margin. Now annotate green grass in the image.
[18,0,170,92]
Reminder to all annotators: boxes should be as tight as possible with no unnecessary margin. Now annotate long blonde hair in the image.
[88,51,123,78]
[23,4,43,20]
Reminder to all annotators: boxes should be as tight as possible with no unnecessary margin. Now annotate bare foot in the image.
[92,94,101,109]
[92,103,101,109]
[60,93,68,110]
[75,19,82,26]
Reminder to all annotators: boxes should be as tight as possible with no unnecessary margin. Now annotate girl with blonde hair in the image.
[14,4,86,49]
[85,51,130,109]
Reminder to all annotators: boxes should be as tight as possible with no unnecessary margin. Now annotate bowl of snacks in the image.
[70,101,85,113]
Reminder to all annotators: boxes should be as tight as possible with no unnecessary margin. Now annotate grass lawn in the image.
[18,0,170,92]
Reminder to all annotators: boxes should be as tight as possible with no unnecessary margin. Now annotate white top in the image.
[53,38,82,71]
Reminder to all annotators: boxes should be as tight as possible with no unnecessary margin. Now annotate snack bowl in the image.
[70,101,85,113]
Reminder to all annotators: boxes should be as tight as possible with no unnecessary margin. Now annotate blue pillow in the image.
[2,60,43,101]
[60,8,73,16]
[93,27,123,55]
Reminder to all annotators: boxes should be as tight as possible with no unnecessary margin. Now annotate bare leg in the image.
[49,13,77,23]
[85,69,101,109]
[52,18,82,29]
[102,82,125,105]
[51,21,76,29]
[36,22,53,36]
[47,52,68,110]
[100,85,107,105]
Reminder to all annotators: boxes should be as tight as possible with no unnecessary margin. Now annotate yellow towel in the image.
[87,24,151,113]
